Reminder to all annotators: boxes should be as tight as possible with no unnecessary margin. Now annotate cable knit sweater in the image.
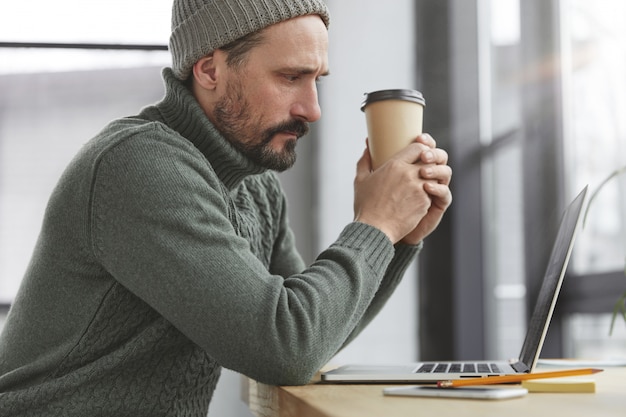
[0,68,420,416]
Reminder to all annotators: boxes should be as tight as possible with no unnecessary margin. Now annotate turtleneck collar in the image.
[146,67,267,191]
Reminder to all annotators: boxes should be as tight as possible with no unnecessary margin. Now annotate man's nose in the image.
[292,84,322,122]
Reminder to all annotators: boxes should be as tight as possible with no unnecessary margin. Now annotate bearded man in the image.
[0,1,452,415]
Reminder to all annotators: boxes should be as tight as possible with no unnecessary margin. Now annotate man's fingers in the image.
[394,142,431,165]
[424,182,453,208]
[420,164,452,185]
[356,147,373,179]
[415,133,437,149]
[395,142,448,166]
[363,132,448,171]
[413,134,448,165]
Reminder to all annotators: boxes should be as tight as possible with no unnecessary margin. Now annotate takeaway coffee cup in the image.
[361,89,426,170]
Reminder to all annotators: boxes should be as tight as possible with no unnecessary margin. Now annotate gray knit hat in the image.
[169,0,331,80]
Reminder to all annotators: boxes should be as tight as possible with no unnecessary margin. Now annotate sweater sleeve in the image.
[90,131,397,385]
[268,179,422,352]
[339,242,421,348]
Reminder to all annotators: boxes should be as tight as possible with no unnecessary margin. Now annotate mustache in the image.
[263,119,310,143]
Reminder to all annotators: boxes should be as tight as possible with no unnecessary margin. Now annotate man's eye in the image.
[284,74,300,82]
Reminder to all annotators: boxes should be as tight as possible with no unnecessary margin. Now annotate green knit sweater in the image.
[0,68,420,416]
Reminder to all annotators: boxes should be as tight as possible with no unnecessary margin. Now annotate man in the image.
[0,0,452,416]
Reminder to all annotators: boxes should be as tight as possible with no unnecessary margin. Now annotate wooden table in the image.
[242,366,626,417]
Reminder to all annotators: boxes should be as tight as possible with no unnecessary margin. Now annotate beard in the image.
[212,78,309,172]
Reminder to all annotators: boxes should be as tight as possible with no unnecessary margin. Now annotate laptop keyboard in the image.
[416,363,502,374]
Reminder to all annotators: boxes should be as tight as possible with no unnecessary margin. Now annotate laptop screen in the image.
[518,186,587,370]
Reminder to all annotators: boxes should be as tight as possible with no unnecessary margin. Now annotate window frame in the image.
[415,0,626,361]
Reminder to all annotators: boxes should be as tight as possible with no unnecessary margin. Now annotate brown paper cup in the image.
[361,89,425,170]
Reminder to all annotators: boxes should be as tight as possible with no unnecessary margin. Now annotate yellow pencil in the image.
[437,368,603,388]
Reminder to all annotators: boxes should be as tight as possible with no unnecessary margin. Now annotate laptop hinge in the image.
[509,360,531,373]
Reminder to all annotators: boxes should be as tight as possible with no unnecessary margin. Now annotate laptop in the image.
[322,185,588,383]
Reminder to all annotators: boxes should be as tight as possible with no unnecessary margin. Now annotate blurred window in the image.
[0,1,170,304]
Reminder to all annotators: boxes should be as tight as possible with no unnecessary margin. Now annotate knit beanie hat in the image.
[169,0,331,80]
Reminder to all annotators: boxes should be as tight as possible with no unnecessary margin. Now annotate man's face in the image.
[210,15,329,171]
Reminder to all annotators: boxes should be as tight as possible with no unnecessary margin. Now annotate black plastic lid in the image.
[361,89,426,112]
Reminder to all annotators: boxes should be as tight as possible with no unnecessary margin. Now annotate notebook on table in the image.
[321,186,588,383]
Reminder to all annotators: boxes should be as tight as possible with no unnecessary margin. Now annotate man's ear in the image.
[192,53,220,90]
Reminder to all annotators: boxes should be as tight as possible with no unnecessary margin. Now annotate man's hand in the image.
[401,134,452,245]
[352,134,452,245]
